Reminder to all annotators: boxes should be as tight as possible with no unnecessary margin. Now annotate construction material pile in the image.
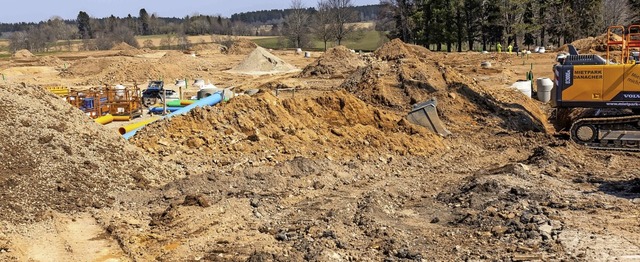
[12,49,35,59]
[226,38,258,55]
[374,38,419,61]
[131,90,443,175]
[556,33,623,53]
[62,52,218,85]
[229,47,299,75]
[342,39,549,133]
[111,42,137,51]
[300,46,366,78]
[36,56,64,67]
[191,43,226,55]
[0,83,181,223]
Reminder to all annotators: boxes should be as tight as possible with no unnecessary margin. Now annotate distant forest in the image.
[0,2,381,53]
[0,5,381,35]
[7,0,640,54]
[230,5,381,24]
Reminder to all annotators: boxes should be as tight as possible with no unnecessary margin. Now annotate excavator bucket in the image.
[407,98,452,137]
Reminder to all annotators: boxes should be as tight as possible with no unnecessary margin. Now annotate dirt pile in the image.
[12,49,35,59]
[300,45,366,78]
[437,162,565,258]
[0,83,182,223]
[37,56,64,67]
[191,43,226,55]
[62,53,217,85]
[342,39,549,133]
[229,47,299,75]
[556,33,622,53]
[227,39,258,55]
[111,42,136,51]
[131,91,443,175]
[374,38,416,61]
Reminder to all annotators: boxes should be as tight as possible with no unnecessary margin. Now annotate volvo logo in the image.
[623,93,640,99]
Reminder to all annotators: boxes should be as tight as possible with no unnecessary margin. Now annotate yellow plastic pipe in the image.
[95,114,114,125]
[118,117,160,135]
[180,100,195,106]
[112,115,131,121]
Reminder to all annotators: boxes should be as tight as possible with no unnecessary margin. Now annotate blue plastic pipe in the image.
[123,91,223,140]
[148,106,184,114]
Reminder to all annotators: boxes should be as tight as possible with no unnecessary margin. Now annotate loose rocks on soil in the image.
[0,83,182,223]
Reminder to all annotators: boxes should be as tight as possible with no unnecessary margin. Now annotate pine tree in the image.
[464,0,482,51]
[77,11,93,39]
[139,8,150,35]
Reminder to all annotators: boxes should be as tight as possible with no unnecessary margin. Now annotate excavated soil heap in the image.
[227,39,258,55]
[131,90,443,175]
[230,47,299,75]
[111,42,136,51]
[37,56,64,67]
[12,49,35,59]
[342,39,549,133]
[374,38,417,61]
[556,33,623,53]
[300,46,366,78]
[191,43,226,55]
[62,52,217,85]
[0,83,181,223]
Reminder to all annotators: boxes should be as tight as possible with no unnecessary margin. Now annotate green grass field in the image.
[253,30,385,52]
[0,30,386,58]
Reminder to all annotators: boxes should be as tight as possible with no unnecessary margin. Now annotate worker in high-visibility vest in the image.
[497,43,502,53]
[508,44,513,54]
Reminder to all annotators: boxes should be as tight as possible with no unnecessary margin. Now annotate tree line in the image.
[3,2,379,52]
[380,0,640,52]
[231,4,381,24]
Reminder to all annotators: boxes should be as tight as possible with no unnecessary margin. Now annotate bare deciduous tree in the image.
[312,0,335,50]
[327,0,358,45]
[143,39,155,49]
[160,33,176,49]
[602,0,636,28]
[283,0,311,48]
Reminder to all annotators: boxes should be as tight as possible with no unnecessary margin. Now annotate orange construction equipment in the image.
[104,84,143,120]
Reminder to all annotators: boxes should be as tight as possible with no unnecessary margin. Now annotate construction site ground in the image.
[1,40,639,261]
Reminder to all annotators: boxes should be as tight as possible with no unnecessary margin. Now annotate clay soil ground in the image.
[1,40,639,262]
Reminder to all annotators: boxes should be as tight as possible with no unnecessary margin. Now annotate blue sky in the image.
[0,0,380,23]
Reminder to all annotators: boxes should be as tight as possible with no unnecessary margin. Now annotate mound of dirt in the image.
[37,56,64,67]
[342,39,550,133]
[111,42,136,51]
[191,43,226,55]
[374,38,416,61]
[12,49,35,59]
[130,90,444,175]
[556,33,622,53]
[0,83,182,223]
[229,47,299,75]
[437,162,565,257]
[300,46,366,78]
[62,53,217,85]
[227,39,258,55]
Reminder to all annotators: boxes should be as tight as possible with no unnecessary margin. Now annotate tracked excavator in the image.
[553,25,640,150]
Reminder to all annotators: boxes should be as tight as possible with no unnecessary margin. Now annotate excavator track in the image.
[570,115,640,151]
